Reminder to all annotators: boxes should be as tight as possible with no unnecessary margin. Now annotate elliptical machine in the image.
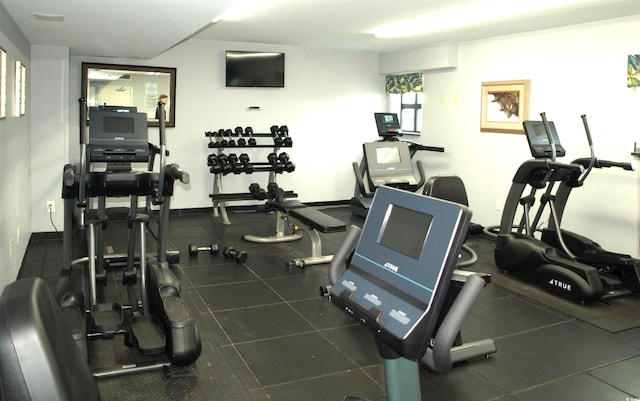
[495,113,633,302]
[539,116,640,292]
[58,99,201,376]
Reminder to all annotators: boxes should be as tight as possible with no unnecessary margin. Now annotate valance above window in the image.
[385,72,423,94]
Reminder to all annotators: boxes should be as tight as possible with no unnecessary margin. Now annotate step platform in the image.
[129,314,166,356]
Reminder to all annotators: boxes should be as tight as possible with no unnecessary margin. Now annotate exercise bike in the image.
[331,186,493,401]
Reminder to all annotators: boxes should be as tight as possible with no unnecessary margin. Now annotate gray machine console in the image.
[523,120,566,159]
[363,141,416,189]
[330,186,471,359]
[89,110,150,163]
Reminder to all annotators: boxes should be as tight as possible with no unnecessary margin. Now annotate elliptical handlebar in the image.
[77,98,88,207]
[570,157,635,172]
[155,101,168,203]
[578,114,597,185]
[540,112,557,163]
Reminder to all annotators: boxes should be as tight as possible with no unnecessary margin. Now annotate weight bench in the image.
[243,200,347,268]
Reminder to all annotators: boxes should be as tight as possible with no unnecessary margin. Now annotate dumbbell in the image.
[227,153,243,174]
[249,183,267,200]
[267,152,284,173]
[217,154,233,175]
[208,155,223,175]
[270,125,284,146]
[244,127,257,146]
[223,246,248,263]
[233,127,247,146]
[266,182,285,202]
[189,243,220,256]
[238,153,253,174]
[217,129,228,147]
[278,152,295,173]
[207,153,217,166]
[225,129,236,147]
[206,131,217,148]
[278,125,292,146]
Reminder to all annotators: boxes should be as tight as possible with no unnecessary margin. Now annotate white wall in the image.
[68,40,385,209]
[0,2,31,284]
[30,45,69,233]
[411,15,640,256]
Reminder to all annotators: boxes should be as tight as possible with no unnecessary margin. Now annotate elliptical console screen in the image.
[330,186,471,358]
[89,110,150,162]
[523,120,566,158]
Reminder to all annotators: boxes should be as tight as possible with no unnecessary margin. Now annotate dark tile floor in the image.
[20,206,640,401]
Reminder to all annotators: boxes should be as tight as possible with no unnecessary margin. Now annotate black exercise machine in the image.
[536,116,640,292]
[58,100,201,376]
[350,112,444,217]
[0,277,100,401]
[495,113,638,302]
[423,174,479,268]
[330,186,494,400]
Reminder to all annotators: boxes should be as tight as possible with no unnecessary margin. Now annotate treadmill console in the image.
[330,186,471,359]
[523,120,566,159]
[374,112,402,137]
[363,141,416,189]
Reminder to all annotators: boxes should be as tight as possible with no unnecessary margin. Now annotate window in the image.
[389,92,423,134]
[386,72,423,134]
[0,48,6,119]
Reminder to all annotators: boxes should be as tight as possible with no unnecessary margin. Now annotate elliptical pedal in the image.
[91,303,124,335]
[129,314,166,356]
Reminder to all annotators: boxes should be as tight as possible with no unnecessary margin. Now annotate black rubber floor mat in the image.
[490,264,640,333]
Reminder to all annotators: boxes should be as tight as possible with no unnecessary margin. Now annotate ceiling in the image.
[1,0,639,59]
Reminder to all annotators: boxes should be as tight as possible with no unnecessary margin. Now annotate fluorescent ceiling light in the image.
[373,0,586,38]
[212,0,278,23]
[32,12,64,22]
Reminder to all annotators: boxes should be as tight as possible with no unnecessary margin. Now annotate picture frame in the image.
[480,79,530,134]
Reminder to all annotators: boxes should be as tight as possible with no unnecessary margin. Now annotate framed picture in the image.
[480,79,530,134]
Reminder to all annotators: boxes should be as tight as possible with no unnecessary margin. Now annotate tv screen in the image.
[226,51,285,88]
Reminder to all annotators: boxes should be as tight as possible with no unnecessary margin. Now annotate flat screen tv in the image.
[225,51,285,88]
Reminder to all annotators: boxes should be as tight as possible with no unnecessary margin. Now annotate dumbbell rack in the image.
[206,126,296,225]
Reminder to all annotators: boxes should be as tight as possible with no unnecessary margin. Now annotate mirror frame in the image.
[81,62,176,127]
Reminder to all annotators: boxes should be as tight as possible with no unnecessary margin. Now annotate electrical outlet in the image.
[47,200,55,213]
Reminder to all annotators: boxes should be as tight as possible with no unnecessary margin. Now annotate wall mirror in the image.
[81,62,176,127]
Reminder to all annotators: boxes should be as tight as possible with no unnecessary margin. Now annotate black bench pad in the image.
[266,200,346,233]
[288,207,346,233]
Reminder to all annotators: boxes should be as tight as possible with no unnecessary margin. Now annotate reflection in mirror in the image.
[81,63,176,127]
